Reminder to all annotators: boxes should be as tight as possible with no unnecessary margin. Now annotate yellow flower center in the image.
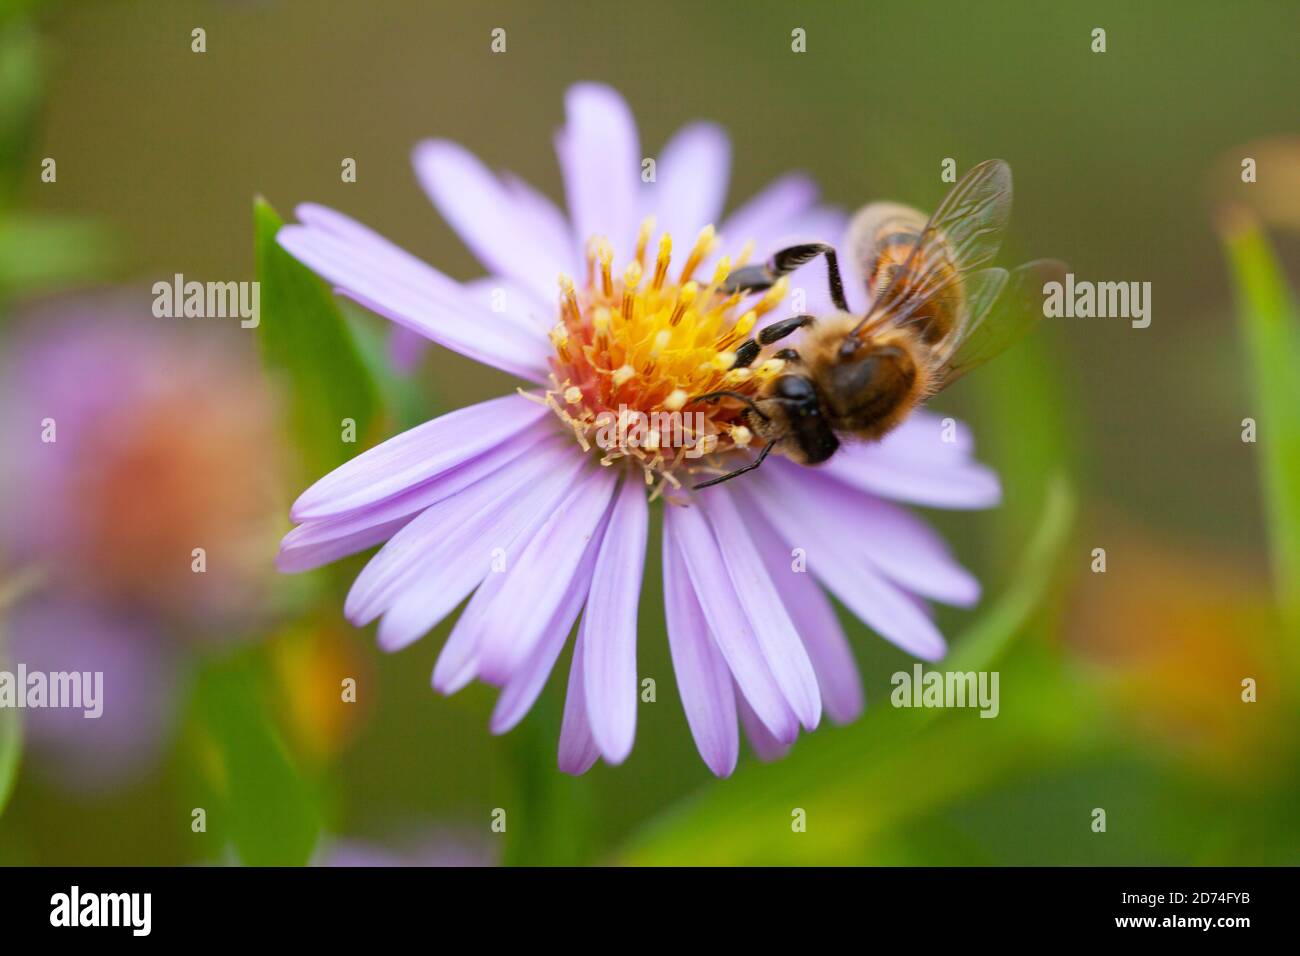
[535,219,788,496]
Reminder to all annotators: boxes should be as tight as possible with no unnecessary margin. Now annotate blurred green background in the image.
[1,0,1298,865]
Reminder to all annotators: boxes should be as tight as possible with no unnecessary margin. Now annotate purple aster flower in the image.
[276,83,1000,777]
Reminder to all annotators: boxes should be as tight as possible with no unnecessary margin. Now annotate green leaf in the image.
[192,654,322,866]
[970,304,1079,572]
[0,214,116,300]
[341,303,440,433]
[1219,208,1300,631]
[499,687,594,866]
[0,698,19,820]
[0,2,52,35]
[253,197,381,482]
[945,477,1075,673]
[0,567,43,818]
[617,478,1077,866]
[0,567,41,819]
[0,22,117,302]
[0,21,41,209]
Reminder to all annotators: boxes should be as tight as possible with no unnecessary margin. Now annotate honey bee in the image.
[695,159,1065,488]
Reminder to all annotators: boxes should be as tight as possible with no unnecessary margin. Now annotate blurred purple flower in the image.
[275,83,1000,776]
[312,830,493,868]
[5,600,178,789]
[0,306,282,786]
[1,307,280,624]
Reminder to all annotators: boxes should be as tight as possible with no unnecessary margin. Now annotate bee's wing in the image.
[936,258,1067,389]
[844,201,928,307]
[850,159,1013,341]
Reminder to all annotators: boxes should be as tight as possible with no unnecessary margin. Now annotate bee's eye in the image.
[775,375,816,401]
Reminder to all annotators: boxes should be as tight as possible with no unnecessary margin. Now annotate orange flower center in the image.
[535,220,787,495]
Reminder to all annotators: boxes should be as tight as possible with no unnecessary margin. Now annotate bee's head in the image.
[754,373,839,465]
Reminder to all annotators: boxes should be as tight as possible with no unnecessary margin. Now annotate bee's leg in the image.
[731,339,762,369]
[772,245,848,312]
[693,439,780,490]
[723,243,849,312]
[720,264,776,295]
[758,314,816,345]
[692,389,770,422]
[732,315,814,370]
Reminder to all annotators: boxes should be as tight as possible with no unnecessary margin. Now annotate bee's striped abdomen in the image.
[847,201,963,344]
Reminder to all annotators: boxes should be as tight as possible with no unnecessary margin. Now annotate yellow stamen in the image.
[549,322,571,363]
[709,256,732,293]
[635,217,655,265]
[733,310,757,339]
[735,239,755,268]
[598,239,614,298]
[678,225,716,284]
[754,278,790,319]
[669,282,697,326]
[558,274,580,325]
[649,328,670,358]
[621,261,642,322]
[543,229,776,489]
[584,238,598,287]
[652,234,672,290]
[753,277,788,318]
